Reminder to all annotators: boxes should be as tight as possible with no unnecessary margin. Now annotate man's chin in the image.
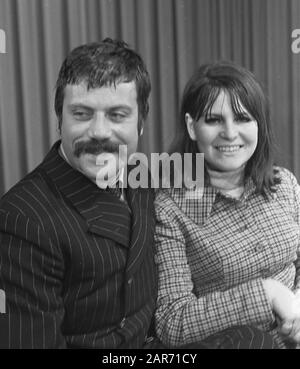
[75,153,120,183]
[76,156,99,182]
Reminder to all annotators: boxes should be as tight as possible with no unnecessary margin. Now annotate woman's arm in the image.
[154,193,275,347]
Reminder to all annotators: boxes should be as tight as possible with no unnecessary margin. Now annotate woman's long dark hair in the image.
[169,61,279,195]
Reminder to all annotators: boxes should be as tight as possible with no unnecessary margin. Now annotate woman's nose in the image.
[219,121,238,140]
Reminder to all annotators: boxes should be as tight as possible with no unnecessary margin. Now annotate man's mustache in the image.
[73,139,120,158]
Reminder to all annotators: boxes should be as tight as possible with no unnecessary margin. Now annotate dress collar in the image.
[207,166,245,199]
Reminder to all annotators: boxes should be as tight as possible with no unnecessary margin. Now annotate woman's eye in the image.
[204,117,221,124]
[236,115,251,123]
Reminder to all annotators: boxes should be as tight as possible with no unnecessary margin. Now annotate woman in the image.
[154,61,300,349]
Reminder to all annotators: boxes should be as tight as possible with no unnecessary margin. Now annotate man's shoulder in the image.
[0,150,61,220]
[0,166,50,212]
[0,141,63,210]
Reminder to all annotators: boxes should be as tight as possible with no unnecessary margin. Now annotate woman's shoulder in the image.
[155,187,187,207]
[154,188,185,224]
[274,166,299,187]
[154,186,207,221]
[272,166,300,202]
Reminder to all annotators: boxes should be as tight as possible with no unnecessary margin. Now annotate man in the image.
[0,38,275,349]
[0,39,156,348]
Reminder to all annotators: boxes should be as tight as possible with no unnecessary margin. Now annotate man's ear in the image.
[138,122,144,136]
[185,113,197,141]
[57,118,62,135]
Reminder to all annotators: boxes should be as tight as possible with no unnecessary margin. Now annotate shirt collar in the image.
[211,176,275,206]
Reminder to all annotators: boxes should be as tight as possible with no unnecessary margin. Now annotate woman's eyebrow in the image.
[205,112,223,118]
[235,111,252,117]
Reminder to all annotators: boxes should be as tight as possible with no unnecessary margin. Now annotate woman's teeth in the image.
[216,145,242,152]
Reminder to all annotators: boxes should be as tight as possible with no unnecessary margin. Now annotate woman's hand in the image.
[277,289,300,343]
[262,279,300,343]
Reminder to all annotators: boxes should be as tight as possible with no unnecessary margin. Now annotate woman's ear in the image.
[185,113,197,141]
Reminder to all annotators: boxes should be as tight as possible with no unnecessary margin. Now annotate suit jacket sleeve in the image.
[0,209,66,348]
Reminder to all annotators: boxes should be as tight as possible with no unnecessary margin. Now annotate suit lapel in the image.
[125,186,155,278]
[85,191,131,248]
[42,141,131,248]
[42,142,155,258]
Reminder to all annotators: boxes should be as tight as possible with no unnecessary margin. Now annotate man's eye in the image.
[73,111,91,120]
[109,112,127,122]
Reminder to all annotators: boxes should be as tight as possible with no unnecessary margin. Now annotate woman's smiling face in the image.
[186,90,258,172]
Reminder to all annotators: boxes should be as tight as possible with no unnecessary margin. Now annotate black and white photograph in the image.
[0,0,300,354]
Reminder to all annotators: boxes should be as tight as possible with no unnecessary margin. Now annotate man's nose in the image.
[219,120,238,140]
[88,114,112,140]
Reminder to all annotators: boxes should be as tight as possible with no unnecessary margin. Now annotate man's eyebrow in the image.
[107,105,132,111]
[68,103,93,110]
[67,103,133,111]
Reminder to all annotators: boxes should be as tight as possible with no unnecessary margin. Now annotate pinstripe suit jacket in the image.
[0,141,156,348]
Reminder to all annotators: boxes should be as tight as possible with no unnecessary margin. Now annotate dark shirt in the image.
[0,141,157,348]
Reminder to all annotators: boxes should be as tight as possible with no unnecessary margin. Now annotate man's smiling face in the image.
[60,81,139,182]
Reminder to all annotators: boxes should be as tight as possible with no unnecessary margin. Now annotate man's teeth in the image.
[216,145,241,152]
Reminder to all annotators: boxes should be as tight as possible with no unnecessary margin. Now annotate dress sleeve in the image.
[283,168,300,290]
[0,209,66,348]
[154,191,274,347]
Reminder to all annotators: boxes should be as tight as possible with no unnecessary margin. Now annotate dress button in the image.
[128,278,133,285]
[261,269,270,278]
[204,239,210,246]
[255,244,265,252]
[235,202,244,210]
[120,317,126,328]
[145,336,154,344]
[239,224,248,232]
